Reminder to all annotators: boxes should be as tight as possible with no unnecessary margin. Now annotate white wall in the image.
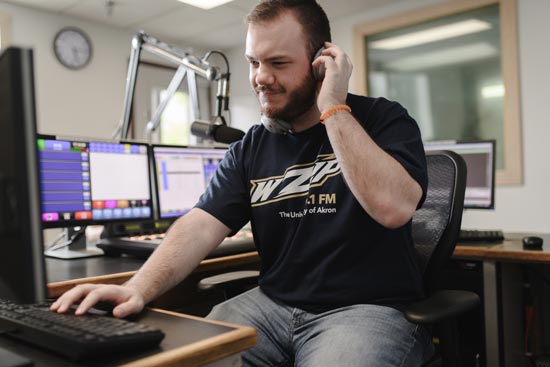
[0,2,134,139]
[489,0,550,233]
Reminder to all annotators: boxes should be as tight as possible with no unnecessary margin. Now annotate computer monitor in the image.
[424,140,496,209]
[37,135,154,259]
[152,145,227,219]
[38,136,154,228]
[0,47,47,303]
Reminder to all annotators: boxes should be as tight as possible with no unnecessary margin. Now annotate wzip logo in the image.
[250,154,340,207]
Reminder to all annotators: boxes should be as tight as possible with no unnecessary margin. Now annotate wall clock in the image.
[53,27,92,70]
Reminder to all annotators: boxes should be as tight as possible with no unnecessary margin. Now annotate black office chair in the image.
[199,150,479,366]
[404,150,479,367]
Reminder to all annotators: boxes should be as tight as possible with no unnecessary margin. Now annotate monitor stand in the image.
[44,227,103,260]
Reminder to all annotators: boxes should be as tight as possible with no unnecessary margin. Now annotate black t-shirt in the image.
[196,94,428,311]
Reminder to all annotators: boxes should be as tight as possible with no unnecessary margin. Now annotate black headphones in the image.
[311,47,326,81]
[261,47,325,135]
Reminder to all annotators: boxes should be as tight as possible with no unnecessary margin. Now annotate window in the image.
[353,0,521,184]
[132,60,211,144]
[155,89,190,146]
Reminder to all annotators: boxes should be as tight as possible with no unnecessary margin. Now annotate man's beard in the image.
[256,73,317,123]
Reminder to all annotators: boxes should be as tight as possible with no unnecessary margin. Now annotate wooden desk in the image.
[49,239,549,367]
[0,308,256,367]
[46,251,261,298]
[455,233,550,262]
[21,251,262,366]
[453,233,550,367]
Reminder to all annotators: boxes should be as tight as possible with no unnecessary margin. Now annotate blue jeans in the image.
[207,287,433,367]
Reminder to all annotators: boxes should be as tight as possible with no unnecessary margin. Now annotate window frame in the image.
[0,11,12,49]
[353,0,522,185]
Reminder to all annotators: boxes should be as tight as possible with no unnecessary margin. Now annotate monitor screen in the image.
[424,140,495,209]
[152,145,227,219]
[0,47,47,303]
[38,136,153,228]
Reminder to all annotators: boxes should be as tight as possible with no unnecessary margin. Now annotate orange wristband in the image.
[320,105,351,124]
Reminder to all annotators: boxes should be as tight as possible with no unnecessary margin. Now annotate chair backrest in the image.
[412,150,467,293]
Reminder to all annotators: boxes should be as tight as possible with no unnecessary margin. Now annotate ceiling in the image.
[2,0,402,49]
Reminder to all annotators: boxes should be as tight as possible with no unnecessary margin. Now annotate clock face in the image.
[53,27,92,70]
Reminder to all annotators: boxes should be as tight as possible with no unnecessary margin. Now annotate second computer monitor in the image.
[152,145,227,219]
[424,140,495,209]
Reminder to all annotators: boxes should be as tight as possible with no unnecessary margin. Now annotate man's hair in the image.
[246,0,331,57]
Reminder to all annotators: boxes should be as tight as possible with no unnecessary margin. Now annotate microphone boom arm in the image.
[115,31,222,140]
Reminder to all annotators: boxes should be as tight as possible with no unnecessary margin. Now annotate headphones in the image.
[260,115,293,135]
[311,47,326,81]
[261,46,326,135]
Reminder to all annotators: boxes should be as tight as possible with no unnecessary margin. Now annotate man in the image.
[52,1,432,365]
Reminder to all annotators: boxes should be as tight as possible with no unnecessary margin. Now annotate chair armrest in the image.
[404,290,480,324]
[198,270,260,292]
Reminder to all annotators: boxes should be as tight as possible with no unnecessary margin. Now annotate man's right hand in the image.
[50,283,145,318]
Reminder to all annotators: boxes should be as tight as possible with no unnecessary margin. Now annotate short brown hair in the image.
[246,0,331,57]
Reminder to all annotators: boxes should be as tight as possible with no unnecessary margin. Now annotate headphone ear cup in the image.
[312,47,325,81]
[312,63,325,81]
[261,115,293,135]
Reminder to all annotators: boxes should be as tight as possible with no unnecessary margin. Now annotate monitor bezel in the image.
[0,47,48,303]
[424,139,496,210]
[37,134,155,228]
[151,144,228,220]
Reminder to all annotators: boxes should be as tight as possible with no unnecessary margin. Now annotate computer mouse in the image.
[89,301,116,316]
[522,236,543,249]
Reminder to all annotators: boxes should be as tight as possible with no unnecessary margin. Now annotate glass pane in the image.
[366,5,504,169]
[159,90,190,145]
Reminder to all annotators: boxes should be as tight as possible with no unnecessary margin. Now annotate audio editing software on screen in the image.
[153,146,226,219]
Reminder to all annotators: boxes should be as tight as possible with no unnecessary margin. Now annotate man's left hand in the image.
[313,42,353,113]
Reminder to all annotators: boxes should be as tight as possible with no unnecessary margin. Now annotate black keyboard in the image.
[0,299,164,360]
[459,229,505,243]
[97,228,255,259]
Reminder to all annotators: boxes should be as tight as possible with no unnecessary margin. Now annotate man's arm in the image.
[314,42,422,228]
[324,113,422,228]
[51,208,231,318]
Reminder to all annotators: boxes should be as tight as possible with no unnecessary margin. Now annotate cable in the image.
[525,304,534,360]
[45,226,86,252]
[202,50,232,117]
[46,230,67,249]
[202,50,230,74]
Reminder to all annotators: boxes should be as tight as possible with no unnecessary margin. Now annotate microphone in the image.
[191,119,245,144]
